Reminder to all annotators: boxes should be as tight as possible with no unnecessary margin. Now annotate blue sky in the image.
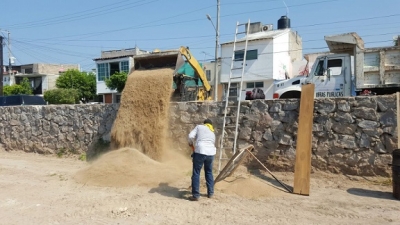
[1,0,399,72]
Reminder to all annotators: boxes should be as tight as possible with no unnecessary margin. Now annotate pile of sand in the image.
[215,174,286,199]
[74,148,184,187]
[110,68,174,160]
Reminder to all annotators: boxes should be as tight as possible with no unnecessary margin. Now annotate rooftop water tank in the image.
[278,16,290,30]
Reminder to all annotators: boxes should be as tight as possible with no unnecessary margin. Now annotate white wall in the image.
[97,82,117,95]
[272,33,291,80]
[220,32,297,83]
[95,57,132,95]
[2,75,10,86]
[220,40,274,83]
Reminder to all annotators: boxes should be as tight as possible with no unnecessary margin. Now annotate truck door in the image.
[311,57,346,98]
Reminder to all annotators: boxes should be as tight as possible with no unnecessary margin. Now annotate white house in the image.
[220,18,303,100]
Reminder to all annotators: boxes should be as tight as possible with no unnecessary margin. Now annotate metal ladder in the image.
[218,19,251,173]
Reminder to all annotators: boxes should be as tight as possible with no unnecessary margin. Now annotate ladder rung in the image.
[236,32,247,35]
[238,23,247,26]
[231,67,243,70]
[224,125,237,128]
[223,137,236,139]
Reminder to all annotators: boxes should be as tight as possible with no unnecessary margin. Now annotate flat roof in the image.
[93,49,179,61]
[221,29,290,45]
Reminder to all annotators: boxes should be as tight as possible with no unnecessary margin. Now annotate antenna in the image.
[282,0,289,16]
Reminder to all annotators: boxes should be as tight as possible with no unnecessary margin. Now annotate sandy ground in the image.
[0,150,399,225]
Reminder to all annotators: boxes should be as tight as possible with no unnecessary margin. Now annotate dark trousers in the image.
[191,153,214,198]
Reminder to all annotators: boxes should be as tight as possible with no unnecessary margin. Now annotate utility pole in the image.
[7,31,13,85]
[0,35,3,96]
[213,0,220,101]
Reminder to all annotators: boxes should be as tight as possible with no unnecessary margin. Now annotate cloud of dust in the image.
[110,68,174,161]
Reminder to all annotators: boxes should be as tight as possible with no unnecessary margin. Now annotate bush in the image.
[44,88,80,104]
[105,71,128,93]
[3,77,33,96]
[56,69,96,102]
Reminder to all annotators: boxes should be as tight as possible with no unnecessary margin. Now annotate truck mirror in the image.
[322,57,328,76]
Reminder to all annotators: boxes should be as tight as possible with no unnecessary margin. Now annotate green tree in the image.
[43,88,80,104]
[56,69,96,102]
[3,77,33,96]
[105,71,128,93]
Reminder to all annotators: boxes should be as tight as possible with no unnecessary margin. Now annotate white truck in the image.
[273,32,400,99]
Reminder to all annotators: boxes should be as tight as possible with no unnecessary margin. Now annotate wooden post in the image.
[397,92,400,148]
[293,84,315,196]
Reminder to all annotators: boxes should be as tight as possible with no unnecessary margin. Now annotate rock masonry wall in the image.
[0,95,396,176]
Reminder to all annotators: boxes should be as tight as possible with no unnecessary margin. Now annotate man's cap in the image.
[203,118,213,125]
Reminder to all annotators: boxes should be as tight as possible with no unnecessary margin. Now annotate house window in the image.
[246,82,264,89]
[116,95,121,103]
[234,49,258,61]
[206,70,211,81]
[97,63,109,81]
[110,62,120,76]
[120,61,129,73]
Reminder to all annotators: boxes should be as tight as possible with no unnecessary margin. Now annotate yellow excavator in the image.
[173,46,212,101]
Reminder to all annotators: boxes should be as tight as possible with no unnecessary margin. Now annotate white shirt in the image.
[188,124,216,156]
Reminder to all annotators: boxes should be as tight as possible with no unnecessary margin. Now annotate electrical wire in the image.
[4,0,343,40]
[3,1,398,68]
[4,0,159,29]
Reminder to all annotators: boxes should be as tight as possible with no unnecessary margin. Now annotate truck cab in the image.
[274,32,400,99]
[274,53,354,99]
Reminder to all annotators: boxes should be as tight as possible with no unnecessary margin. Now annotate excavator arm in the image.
[174,46,212,100]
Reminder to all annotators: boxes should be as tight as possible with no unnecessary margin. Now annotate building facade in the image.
[3,63,80,95]
[219,19,303,100]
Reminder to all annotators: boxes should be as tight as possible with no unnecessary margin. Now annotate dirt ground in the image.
[0,149,399,225]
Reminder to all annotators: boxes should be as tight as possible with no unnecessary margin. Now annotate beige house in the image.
[4,63,80,95]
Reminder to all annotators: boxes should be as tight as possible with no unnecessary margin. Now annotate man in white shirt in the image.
[188,118,216,201]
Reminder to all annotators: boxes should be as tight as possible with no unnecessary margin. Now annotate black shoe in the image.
[188,196,199,201]
[208,194,213,198]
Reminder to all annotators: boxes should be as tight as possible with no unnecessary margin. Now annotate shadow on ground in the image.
[347,188,396,200]
[249,169,293,193]
[149,183,191,199]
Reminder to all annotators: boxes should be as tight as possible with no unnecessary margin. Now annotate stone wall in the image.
[0,104,118,155]
[168,95,397,176]
[0,95,396,176]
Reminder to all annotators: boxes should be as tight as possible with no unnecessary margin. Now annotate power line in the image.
[16,20,399,50]
[4,0,159,29]
[8,29,397,67]
[293,13,400,28]
[3,0,132,27]
[6,0,340,40]
[5,1,398,66]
